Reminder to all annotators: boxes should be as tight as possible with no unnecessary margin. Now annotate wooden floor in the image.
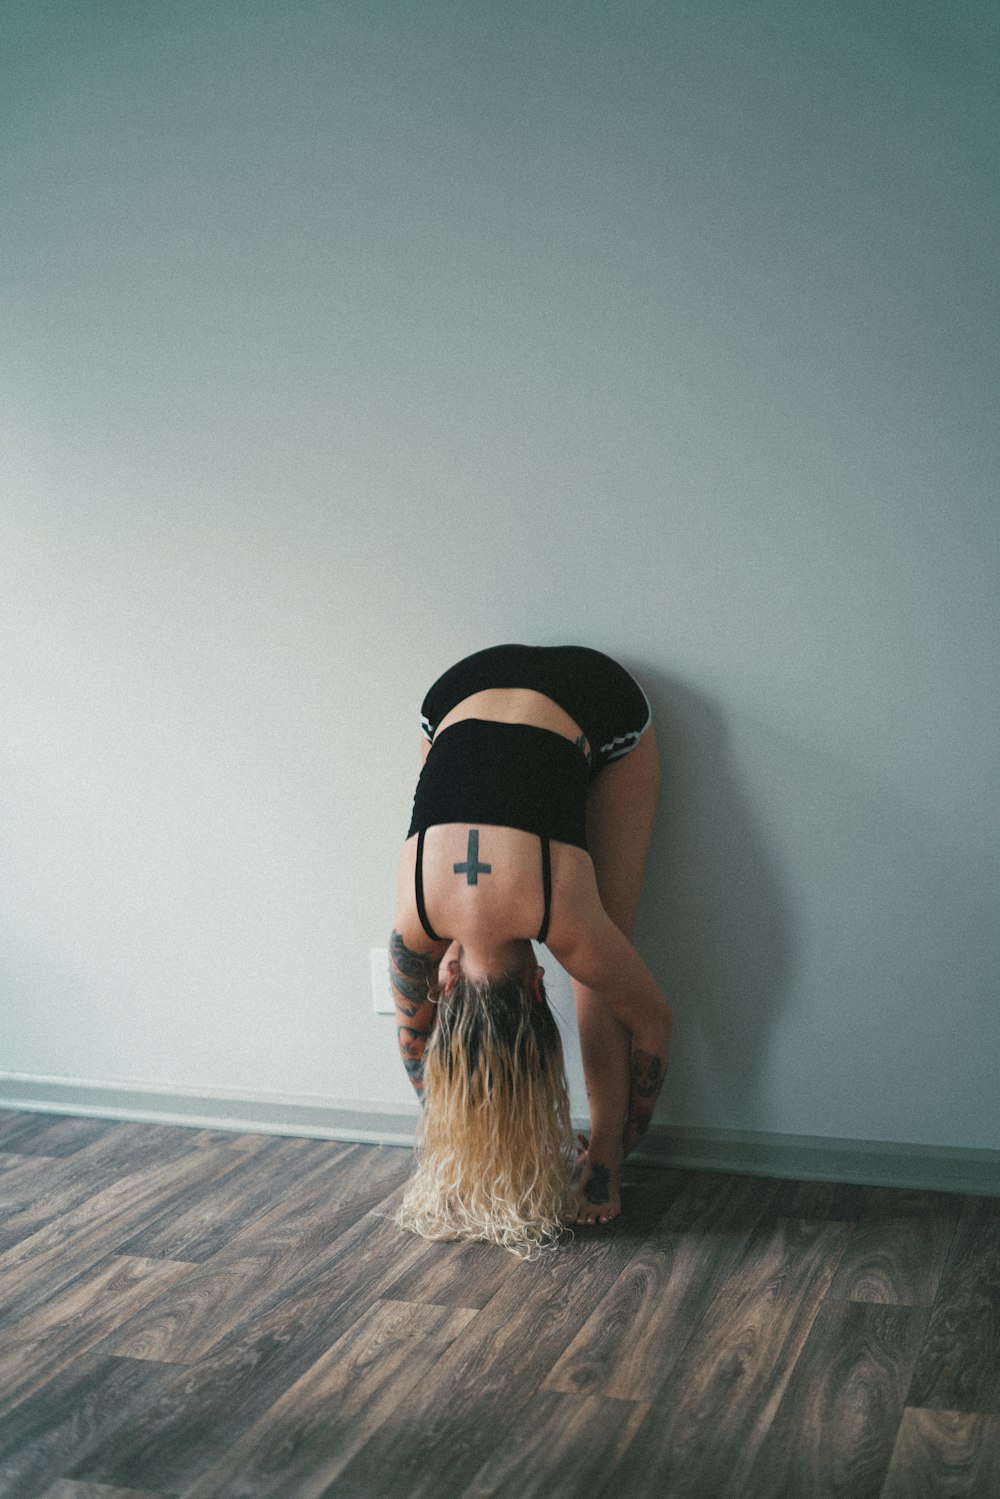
[0,1111,997,1499]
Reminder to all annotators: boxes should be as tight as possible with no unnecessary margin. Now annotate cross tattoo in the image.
[453,829,492,885]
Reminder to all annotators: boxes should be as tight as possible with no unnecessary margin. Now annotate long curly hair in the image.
[394,968,575,1259]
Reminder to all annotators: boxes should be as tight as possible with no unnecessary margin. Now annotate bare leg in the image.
[573,727,661,1225]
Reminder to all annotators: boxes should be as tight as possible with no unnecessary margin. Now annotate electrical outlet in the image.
[371,947,393,1013]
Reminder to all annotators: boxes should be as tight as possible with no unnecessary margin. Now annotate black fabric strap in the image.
[414,827,443,942]
[537,835,552,944]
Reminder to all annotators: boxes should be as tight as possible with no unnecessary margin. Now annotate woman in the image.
[389,644,672,1257]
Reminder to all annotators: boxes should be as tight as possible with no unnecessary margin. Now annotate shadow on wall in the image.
[638,669,797,1132]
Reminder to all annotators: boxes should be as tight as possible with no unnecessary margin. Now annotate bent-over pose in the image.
[390,644,672,1257]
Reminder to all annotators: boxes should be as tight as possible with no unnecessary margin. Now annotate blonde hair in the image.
[394,970,575,1259]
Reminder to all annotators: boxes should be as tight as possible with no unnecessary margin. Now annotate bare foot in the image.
[573,1157,622,1225]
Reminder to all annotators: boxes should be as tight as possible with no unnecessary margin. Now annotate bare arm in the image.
[389,928,441,1101]
[549,912,672,1157]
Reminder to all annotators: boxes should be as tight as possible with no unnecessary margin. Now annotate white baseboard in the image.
[1,1072,997,1198]
[0,1072,419,1148]
[628,1124,1000,1198]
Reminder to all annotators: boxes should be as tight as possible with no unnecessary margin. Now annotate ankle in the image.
[584,1132,624,1168]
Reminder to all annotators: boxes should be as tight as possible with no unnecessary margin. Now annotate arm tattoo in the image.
[389,931,439,1097]
[631,1050,663,1098]
[399,1024,434,1097]
[397,1024,433,1059]
[624,1048,666,1156]
[389,929,438,1015]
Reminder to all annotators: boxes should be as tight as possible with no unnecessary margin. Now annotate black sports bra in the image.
[406,719,591,946]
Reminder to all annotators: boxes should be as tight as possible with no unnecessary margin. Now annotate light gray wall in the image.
[2,2,997,1150]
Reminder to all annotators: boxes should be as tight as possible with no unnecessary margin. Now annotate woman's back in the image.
[398,686,595,952]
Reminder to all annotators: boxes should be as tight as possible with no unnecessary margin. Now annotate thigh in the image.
[584,727,660,939]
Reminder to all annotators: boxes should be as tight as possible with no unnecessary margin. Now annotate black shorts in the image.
[420,644,651,777]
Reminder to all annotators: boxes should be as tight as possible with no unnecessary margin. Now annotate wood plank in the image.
[184,1130,287,1151]
[595,1215,854,1498]
[544,1172,780,1399]
[0,1126,200,1250]
[375,1233,522,1310]
[181,1298,475,1498]
[107,1255,286,1366]
[766,1178,872,1222]
[745,1300,929,1499]
[215,1144,410,1263]
[825,1187,962,1306]
[907,1196,1000,1414]
[374,1229,521,1313]
[104,1148,413,1365]
[330,1222,664,1499]
[655,1168,772,1234]
[0,1111,47,1150]
[62,1208,439,1493]
[375,1160,680,1322]
[458,1391,648,1499]
[0,1113,120,1157]
[0,1130,238,1235]
[0,1255,192,1419]
[0,1155,123,1257]
[0,1355,180,1499]
[615,1160,687,1224]
[113,1136,339,1262]
[40,1483,170,1499]
[0,1144,243,1325]
[65,1122,239,1176]
[0,1115,993,1499]
[0,1149,114,1213]
[880,1408,1000,1498]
